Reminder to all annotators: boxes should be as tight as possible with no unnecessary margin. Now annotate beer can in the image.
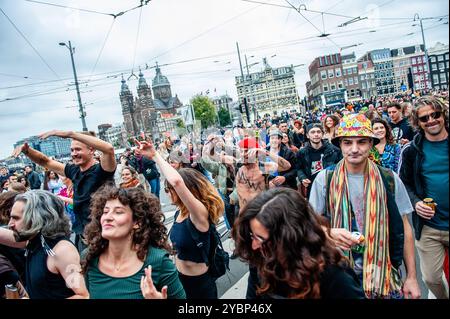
[351,232,365,254]
[5,284,19,299]
[423,198,436,211]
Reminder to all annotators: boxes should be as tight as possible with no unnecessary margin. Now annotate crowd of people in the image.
[0,91,448,300]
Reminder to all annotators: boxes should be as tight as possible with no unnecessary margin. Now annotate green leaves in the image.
[191,95,217,129]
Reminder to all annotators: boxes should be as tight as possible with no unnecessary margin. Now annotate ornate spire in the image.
[120,73,131,93]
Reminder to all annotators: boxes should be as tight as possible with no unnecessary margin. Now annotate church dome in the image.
[152,65,170,88]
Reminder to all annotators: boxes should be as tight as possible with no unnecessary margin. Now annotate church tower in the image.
[119,75,138,137]
[152,63,172,103]
[135,70,158,137]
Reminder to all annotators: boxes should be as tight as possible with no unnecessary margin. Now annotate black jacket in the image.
[266,144,297,189]
[399,132,450,240]
[128,155,160,181]
[27,171,42,190]
[296,141,342,183]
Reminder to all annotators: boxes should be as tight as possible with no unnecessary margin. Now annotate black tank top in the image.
[25,235,75,299]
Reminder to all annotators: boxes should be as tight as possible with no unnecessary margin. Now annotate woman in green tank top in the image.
[81,186,185,299]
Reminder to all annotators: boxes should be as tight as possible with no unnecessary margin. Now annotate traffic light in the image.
[243,97,250,123]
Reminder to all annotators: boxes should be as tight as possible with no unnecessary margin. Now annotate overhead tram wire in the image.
[87,18,117,82]
[0,8,61,80]
[283,0,341,49]
[24,0,114,17]
[129,4,144,79]
[148,3,262,62]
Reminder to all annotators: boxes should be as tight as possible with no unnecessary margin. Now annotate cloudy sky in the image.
[0,0,448,159]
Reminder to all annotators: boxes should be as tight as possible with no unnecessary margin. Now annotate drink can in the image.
[423,198,436,211]
[351,232,365,254]
[5,284,19,299]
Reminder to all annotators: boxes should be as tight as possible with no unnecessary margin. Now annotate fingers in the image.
[161,286,168,299]
[416,202,435,219]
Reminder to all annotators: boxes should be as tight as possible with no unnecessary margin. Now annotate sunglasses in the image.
[418,111,442,123]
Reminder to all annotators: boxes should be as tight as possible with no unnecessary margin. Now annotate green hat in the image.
[332,113,380,146]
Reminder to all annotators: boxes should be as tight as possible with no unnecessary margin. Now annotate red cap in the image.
[238,138,259,149]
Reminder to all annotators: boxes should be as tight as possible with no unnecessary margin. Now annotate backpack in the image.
[174,211,230,280]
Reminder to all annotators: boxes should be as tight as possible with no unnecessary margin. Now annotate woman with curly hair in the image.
[82,186,185,299]
[323,115,340,142]
[135,139,224,299]
[369,118,402,172]
[43,170,63,194]
[232,188,364,299]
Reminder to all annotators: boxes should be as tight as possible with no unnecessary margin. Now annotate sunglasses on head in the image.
[418,111,442,123]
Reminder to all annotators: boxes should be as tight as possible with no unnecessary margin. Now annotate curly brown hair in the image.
[0,191,20,225]
[232,188,349,299]
[323,115,340,134]
[82,185,172,273]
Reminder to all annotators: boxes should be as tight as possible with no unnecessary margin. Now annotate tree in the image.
[218,107,231,127]
[191,95,217,129]
[176,118,185,128]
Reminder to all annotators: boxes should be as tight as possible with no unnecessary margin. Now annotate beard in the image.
[12,229,35,242]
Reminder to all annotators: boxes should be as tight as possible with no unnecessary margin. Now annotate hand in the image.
[291,146,299,153]
[329,228,360,251]
[140,265,168,299]
[301,179,311,188]
[268,181,276,189]
[400,138,409,145]
[12,143,29,158]
[272,176,286,186]
[134,139,157,159]
[402,277,421,299]
[38,130,71,140]
[415,201,435,219]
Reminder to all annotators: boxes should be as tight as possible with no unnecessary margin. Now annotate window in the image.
[344,79,348,86]
[440,73,446,82]
[430,56,436,62]
[411,57,416,64]
[439,62,445,70]
[413,67,418,73]
[321,70,327,79]
[347,68,352,75]
[438,55,444,61]
[418,65,423,72]
[445,54,449,60]
[354,77,358,84]
[331,83,336,91]
[432,63,438,71]
[328,69,334,78]
[353,67,358,74]
[323,84,329,92]
[343,69,347,76]
[338,81,343,89]
[335,68,342,77]
[349,77,354,85]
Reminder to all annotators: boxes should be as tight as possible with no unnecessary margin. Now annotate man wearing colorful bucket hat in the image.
[309,113,421,299]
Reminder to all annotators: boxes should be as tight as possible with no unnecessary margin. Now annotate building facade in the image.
[308,52,346,109]
[370,48,395,97]
[341,52,361,101]
[120,65,183,139]
[212,94,233,113]
[235,57,299,117]
[13,136,71,159]
[428,42,449,90]
[357,53,377,100]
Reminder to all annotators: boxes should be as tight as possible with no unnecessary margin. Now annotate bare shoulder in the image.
[53,240,79,258]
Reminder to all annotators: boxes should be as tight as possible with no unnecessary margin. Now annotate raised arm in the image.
[12,143,65,177]
[135,140,209,231]
[39,130,116,172]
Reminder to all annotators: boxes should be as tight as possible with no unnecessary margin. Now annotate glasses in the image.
[249,232,268,244]
[418,111,442,123]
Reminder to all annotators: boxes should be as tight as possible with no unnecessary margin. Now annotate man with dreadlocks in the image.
[309,114,421,299]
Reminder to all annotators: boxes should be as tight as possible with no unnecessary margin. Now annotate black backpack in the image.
[174,211,230,280]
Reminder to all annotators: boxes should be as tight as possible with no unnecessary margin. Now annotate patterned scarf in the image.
[327,159,403,298]
[120,178,140,189]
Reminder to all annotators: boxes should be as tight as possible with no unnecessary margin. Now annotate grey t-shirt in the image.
[309,169,413,275]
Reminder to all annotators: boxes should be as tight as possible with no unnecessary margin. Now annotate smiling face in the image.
[325,117,335,128]
[417,104,446,137]
[121,168,133,184]
[372,122,386,141]
[70,140,94,167]
[100,198,135,241]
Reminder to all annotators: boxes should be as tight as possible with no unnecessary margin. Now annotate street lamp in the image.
[59,41,88,131]
[413,13,431,91]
